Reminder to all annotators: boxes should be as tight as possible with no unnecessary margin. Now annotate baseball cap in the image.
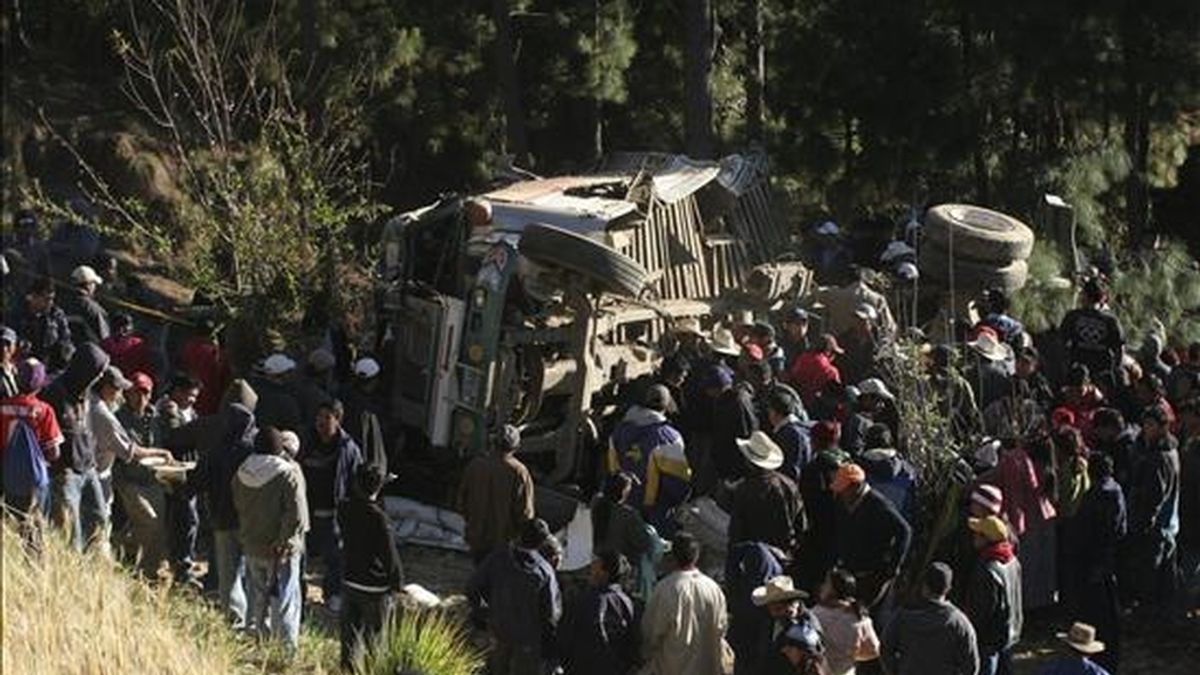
[353,357,381,379]
[261,353,297,376]
[70,265,104,286]
[830,463,866,494]
[968,515,1009,543]
[785,307,810,323]
[129,371,155,393]
[16,358,48,394]
[0,325,16,345]
[100,366,133,390]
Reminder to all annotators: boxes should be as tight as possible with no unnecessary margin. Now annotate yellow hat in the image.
[967,515,1009,544]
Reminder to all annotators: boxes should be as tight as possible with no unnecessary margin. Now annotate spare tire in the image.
[919,239,1029,292]
[923,204,1035,263]
[519,223,648,298]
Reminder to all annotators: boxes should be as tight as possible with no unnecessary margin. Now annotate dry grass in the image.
[1,519,338,675]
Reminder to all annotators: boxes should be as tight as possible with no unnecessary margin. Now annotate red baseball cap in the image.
[130,371,155,393]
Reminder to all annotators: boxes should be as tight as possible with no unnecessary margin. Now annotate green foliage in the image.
[1109,240,1200,347]
[1039,140,1131,246]
[1011,241,1080,333]
[353,610,484,675]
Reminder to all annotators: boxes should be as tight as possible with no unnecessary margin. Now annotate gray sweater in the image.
[881,598,979,675]
[232,453,309,559]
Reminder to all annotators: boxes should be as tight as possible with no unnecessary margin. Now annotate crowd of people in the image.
[2,209,1199,675]
[454,272,1199,675]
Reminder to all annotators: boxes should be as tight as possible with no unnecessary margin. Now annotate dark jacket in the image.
[1070,476,1127,580]
[712,386,759,480]
[1128,433,1181,539]
[558,583,638,675]
[250,376,303,434]
[338,493,404,593]
[18,304,72,368]
[758,612,822,675]
[834,486,912,579]
[591,499,651,568]
[728,469,805,555]
[770,417,812,484]
[193,403,256,531]
[1094,427,1138,490]
[299,428,363,516]
[965,555,1023,654]
[43,342,108,473]
[881,598,979,675]
[65,290,110,345]
[859,448,918,521]
[725,542,784,673]
[468,545,562,649]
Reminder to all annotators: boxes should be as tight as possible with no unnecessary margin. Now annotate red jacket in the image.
[180,336,230,416]
[100,334,157,383]
[787,351,841,405]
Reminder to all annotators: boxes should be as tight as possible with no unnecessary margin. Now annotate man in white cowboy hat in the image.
[710,325,744,362]
[1036,622,1110,675]
[966,328,1014,412]
[749,575,822,675]
[728,431,806,557]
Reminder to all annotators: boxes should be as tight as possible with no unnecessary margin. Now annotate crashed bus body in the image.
[379,152,808,484]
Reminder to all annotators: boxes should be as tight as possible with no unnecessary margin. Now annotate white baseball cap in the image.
[261,353,297,376]
[70,265,104,286]
[353,357,381,379]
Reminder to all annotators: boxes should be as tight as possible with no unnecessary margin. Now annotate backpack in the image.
[4,419,50,497]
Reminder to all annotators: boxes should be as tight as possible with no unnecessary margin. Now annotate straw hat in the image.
[1057,622,1105,655]
[752,575,808,606]
[710,326,741,356]
[967,331,1013,362]
[737,431,785,471]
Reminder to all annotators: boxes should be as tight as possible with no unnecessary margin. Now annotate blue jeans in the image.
[980,647,1013,675]
[246,553,303,649]
[307,515,343,599]
[51,468,108,552]
[213,529,250,629]
[166,491,198,581]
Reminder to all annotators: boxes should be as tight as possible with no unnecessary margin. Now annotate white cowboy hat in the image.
[752,575,808,606]
[857,377,895,401]
[710,326,741,356]
[673,317,704,337]
[967,332,1013,362]
[737,431,784,471]
[1057,622,1105,655]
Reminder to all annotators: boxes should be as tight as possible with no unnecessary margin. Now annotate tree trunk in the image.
[684,0,714,158]
[1124,82,1151,243]
[591,0,604,163]
[1121,12,1151,243]
[491,0,530,165]
[959,6,990,203]
[742,0,765,143]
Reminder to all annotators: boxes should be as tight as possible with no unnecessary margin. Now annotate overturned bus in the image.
[379,152,808,485]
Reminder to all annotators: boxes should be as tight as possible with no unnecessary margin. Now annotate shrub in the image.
[353,610,484,675]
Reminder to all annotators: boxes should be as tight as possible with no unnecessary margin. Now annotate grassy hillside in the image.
[1,521,337,675]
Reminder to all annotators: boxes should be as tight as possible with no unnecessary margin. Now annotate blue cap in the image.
[702,364,734,389]
[0,325,16,345]
[786,307,810,323]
